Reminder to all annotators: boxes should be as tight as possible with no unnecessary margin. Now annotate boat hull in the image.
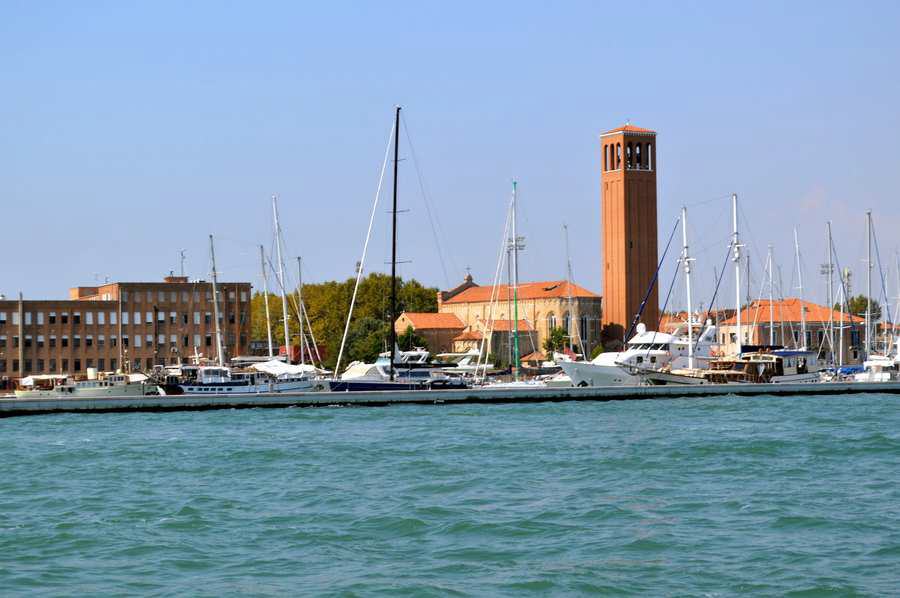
[558,361,641,387]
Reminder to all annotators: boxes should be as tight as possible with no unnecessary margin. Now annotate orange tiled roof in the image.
[489,319,534,332]
[453,330,483,341]
[602,124,656,135]
[442,280,598,304]
[399,312,464,330]
[720,298,864,326]
[521,351,546,362]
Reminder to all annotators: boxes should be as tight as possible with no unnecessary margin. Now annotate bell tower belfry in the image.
[600,124,659,345]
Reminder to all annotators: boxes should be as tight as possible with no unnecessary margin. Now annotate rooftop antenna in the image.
[179,250,187,277]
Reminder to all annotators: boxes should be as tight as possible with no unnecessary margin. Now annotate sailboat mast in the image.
[272,195,291,361]
[794,228,806,349]
[681,206,694,369]
[865,209,872,358]
[389,106,400,382]
[511,180,521,381]
[260,245,274,358]
[826,221,834,363]
[297,256,305,365]
[209,234,224,367]
[732,193,742,355]
[767,245,775,346]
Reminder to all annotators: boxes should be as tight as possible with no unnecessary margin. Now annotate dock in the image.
[1,381,898,418]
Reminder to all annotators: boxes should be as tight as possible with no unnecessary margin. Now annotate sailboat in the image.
[329,107,467,392]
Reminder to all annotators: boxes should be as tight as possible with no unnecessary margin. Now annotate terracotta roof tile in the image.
[720,298,864,326]
[489,319,534,332]
[398,312,464,330]
[453,330,483,341]
[442,280,598,304]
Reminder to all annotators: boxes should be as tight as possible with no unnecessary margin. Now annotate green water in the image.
[1,394,898,596]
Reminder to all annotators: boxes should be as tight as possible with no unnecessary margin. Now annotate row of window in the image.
[0,311,248,327]
[0,356,195,374]
[0,333,245,350]
[119,289,248,304]
[602,141,653,171]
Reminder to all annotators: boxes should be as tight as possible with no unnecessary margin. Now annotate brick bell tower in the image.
[600,124,659,346]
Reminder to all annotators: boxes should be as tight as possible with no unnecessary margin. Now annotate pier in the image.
[1,381,898,418]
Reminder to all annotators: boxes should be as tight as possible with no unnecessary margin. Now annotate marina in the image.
[2,378,899,417]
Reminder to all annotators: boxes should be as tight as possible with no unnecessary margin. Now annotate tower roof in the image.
[601,124,656,137]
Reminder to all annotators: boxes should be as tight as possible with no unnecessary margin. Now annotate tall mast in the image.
[563,223,584,357]
[272,195,291,361]
[838,270,846,368]
[681,206,694,369]
[826,221,834,363]
[767,244,775,346]
[506,246,513,367]
[260,245,274,358]
[296,256,305,365]
[865,209,872,358]
[794,228,806,349]
[511,180,521,381]
[732,193,742,355]
[388,106,400,381]
[209,234,224,367]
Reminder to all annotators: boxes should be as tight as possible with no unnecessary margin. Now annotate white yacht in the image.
[160,363,315,395]
[15,372,159,398]
[559,321,718,387]
[853,340,900,382]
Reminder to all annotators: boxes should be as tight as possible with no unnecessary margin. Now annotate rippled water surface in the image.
[1,394,899,596]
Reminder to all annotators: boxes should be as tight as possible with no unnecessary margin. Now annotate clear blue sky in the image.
[3,1,899,313]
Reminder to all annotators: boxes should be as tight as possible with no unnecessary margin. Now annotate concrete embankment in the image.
[0,381,898,418]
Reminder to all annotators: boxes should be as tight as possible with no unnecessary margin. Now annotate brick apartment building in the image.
[0,276,251,382]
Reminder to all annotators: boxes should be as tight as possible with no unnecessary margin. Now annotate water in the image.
[1,394,898,596]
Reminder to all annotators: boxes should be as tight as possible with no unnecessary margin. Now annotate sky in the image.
[2,1,900,315]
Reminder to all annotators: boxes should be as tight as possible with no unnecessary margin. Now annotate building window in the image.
[98,358,105,371]
[647,143,653,170]
[134,335,142,348]
[122,290,129,302]
[193,291,200,302]
[616,143,621,168]
[603,144,608,171]
[86,359,94,369]
[61,313,69,324]
[170,291,177,303]
[110,312,117,325]
[73,359,81,372]
[169,334,177,347]
[205,312,211,325]
[49,359,56,372]
[123,335,129,347]
[111,335,118,347]
[205,334,212,347]
[73,335,81,348]
[169,311,177,324]
[158,291,166,303]
[49,336,56,348]
[110,358,117,371]
[98,335,105,348]
[37,312,44,325]
[0,312,6,325]
[98,312,105,325]
[146,335,153,346]
[73,312,81,324]
[182,313,188,325]
[37,335,44,348]
[123,312,129,325]
[563,312,571,334]
[146,291,153,303]
[580,315,589,342]
[228,312,236,324]
[158,334,165,345]
[183,335,189,347]
[240,291,248,302]
[24,360,32,373]
[0,335,5,348]
[547,313,557,330]
[86,335,93,347]
[145,312,152,324]
[193,334,201,347]
[13,336,19,348]
[24,336,32,348]
[13,360,19,372]
[181,291,189,302]
[49,312,56,324]
[194,312,201,325]
[85,312,93,325]
[157,311,165,324]
[134,312,141,325]
[635,143,642,168]
[626,142,633,168]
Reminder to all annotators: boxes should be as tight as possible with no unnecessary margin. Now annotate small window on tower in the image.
[626,143,633,168]
[616,143,622,168]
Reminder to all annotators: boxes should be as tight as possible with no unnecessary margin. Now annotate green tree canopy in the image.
[542,326,568,354]
[250,273,438,370]
[835,295,882,321]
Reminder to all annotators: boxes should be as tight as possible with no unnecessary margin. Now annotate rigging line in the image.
[476,198,514,381]
[694,245,732,352]
[872,226,892,325]
[685,193,734,208]
[333,119,395,379]
[625,217,680,343]
[400,112,456,287]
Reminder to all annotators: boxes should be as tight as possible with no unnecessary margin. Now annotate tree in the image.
[543,326,568,354]
[835,295,882,321]
[398,325,427,351]
[590,344,605,360]
[249,273,439,370]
